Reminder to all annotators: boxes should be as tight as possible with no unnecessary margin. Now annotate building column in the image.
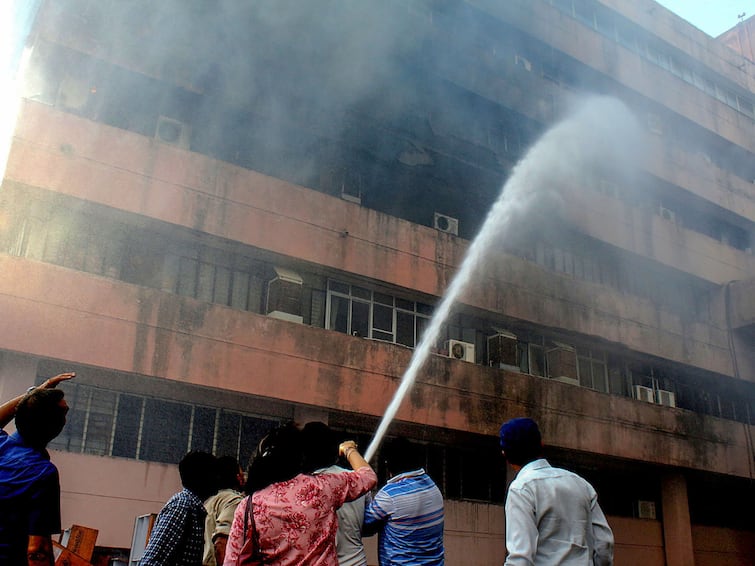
[661,472,695,566]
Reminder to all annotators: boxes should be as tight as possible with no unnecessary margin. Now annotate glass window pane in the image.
[416,316,429,346]
[395,298,413,311]
[140,400,191,464]
[214,266,231,305]
[396,311,415,347]
[529,345,545,377]
[373,292,393,306]
[216,411,241,460]
[328,295,349,333]
[112,394,142,458]
[231,271,250,310]
[608,367,626,396]
[372,330,393,342]
[351,300,369,338]
[592,360,608,392]
[84,390,116,456]
[517,342,529,373]
[373,303,393,332]
[197,263,215,302]
[578,357,592,388]
[352,285,370,300]
[328,280,349,294]
[177,257,197,296]
[248,275,264,313]
[50,386,87,453]
[190,407,217,453]
[417,303,433,316]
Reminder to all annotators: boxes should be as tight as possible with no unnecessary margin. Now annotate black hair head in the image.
[499,417,543,467]
[300,421,339,473]
[382,437,422,476]
[179,451,217,500]
[15,388,67,449]
[215,455,243,491]
[245,422,303,494]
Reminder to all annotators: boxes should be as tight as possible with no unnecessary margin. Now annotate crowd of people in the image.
[0,372,614,566]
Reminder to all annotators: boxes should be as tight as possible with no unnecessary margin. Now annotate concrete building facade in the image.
[1,0,753,564]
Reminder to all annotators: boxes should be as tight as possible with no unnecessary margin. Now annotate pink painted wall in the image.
[3,102,744,378]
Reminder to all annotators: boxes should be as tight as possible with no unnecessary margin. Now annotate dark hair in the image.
[382,437,422,476]
[301,421,338,473]
[179,451,217,500]
[245,423,302,494]
[15,389,67,448]
[216,456,242,491]
[498,417,543,466]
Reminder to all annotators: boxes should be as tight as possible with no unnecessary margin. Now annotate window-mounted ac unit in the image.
[552,375,580,387]
[636,500,657,520]
[658,205,676,223]
[487,331,518,371]
[433,212,459,236]
[266,266,303,324]
[57,75,92,111]
[633,385,655,403]
[155,115,191,149]
[546,341,578,382]
[655,389,676,407]
[340,186,361,205]
[445,340,475,363]
[515,54,532,72]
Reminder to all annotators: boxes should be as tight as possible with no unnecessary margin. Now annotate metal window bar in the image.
[134,397,146,460]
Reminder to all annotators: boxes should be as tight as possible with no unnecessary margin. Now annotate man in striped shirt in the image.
[364,438,444,565]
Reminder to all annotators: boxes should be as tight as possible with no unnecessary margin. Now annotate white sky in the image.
[656,0,754,37]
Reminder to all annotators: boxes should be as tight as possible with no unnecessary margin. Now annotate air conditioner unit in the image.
[636,500,657,520]
[57,75,92,111]
[658,205,676,223]
[552,375,580,387]
[656,389,676,407]
[445,340,475,363]
[515,54,532,72]
[546,342,578,382]
[487,331,518,371]
[433,213,459,236]
[633,385,655,403]
[266,266,303,324]
[340,186,361,205]
[155,115,191,149]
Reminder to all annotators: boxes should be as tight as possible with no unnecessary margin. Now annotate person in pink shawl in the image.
[224,423,376,566]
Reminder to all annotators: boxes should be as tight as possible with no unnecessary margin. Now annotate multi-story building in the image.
[1,0,753,564]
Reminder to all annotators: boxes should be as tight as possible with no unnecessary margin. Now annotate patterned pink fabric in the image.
[224,466,376,566]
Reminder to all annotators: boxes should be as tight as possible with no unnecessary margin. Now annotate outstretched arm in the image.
[0,373,75,429]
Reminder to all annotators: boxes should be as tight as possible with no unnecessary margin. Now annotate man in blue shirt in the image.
[364,438,444,566]
[0,371,75,566]
[141,451,217,566]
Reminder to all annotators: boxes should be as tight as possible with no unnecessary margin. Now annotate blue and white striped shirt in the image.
[364,469,444,566]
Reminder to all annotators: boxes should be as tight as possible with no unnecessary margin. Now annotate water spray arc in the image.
[364,97,641,462]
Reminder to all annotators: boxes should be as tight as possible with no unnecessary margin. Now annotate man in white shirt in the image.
[499,417,614,566]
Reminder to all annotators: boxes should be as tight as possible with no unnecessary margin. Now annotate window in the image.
[49,383,278,464]
[176,256,265,313]
[326,280,431,347]
[577,349,608,392]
